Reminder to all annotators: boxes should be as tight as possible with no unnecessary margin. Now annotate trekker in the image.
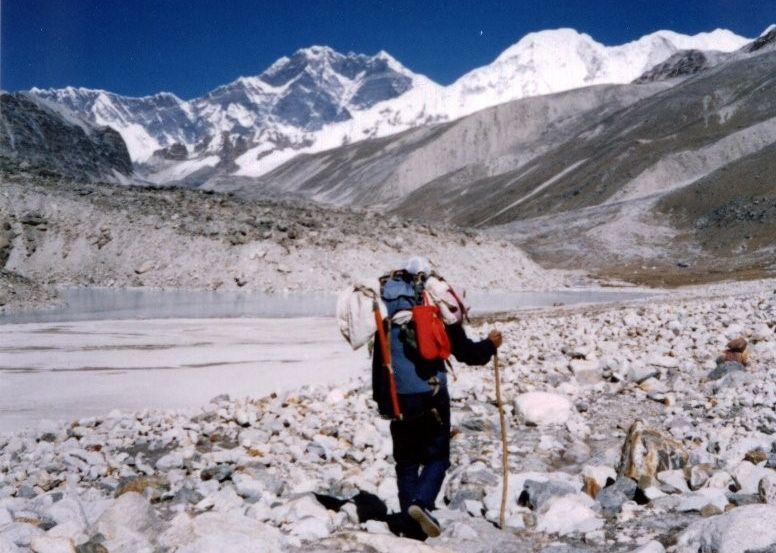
[372,257,502,538]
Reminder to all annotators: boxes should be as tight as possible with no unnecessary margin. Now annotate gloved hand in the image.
[488,329,503,349]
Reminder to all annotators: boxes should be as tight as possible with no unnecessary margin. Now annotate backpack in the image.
[336,279,387,350]
[412,291,451,362]
[424,276,470,324]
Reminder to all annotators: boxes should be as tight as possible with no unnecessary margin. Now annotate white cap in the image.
[403,256,431,275]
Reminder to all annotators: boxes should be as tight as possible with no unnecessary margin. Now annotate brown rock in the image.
[745,449,769,465]
[701,504,723,517]
[583,475,601,499]
[618,420,688,482]
[114,475,168,498]
[727,337,748,352]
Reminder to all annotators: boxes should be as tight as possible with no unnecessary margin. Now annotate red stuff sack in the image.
[412,293,451,361]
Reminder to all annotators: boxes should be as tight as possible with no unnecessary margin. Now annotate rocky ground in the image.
[1,281,775,553]
[0,174,577,310]
[0,270,59,314]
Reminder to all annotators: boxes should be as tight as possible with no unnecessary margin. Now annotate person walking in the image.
[371,257,502,538]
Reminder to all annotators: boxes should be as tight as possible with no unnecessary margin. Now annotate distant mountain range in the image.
[20,27,755,186]
[1,24,775,284]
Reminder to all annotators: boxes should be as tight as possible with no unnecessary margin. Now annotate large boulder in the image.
[675,504,776,553]
[618,421,688,486]
[94,492,161,553]
[160,511,285,553]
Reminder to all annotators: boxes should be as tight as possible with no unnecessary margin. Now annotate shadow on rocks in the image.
[314,490,427,541]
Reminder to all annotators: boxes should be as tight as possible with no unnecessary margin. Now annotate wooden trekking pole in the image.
[494,352,509,529]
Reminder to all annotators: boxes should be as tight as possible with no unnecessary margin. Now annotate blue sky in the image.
[2,0,774,99]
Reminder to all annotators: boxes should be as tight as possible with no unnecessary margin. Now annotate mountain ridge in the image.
[25,27,756,185]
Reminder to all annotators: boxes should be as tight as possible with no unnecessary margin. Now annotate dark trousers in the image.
[390,388,451,512]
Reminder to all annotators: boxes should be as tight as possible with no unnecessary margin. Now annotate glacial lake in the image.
[0,287,659,325]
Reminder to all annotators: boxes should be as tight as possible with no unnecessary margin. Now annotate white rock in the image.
[570,359,601,386]
[628,540,665,553]
[648,354,678,369]
[43,497,88,532]
[0,537,20,553]
[95,492,161,542]
[45,521,88,544]
[325,388,346,404]
[445,521,479,540]
[363,520,392,534]
[195,487,243,513]
[289,516,330,540]
[353,426,381,449]
[30,536,76,553]
[657,469,690,493]
[161,511,285,553]
[0,523,44,547]
[232,473,264,500]
[759,474,776,504]
[535,494,603,536]
[676,504,776,553]
[676,488,728,512]
[514,392,572,426]
[270,494,330,526]
[732,461,772,494]
[134,260,154,274]
[627,364,659,384]
[582,465,616,490]
[503,514,526,530]
[706,471,733,489]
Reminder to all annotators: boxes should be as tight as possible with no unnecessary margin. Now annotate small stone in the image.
[689,464,714,490]
[115,476,168,498]
[759,476,776,504]
[134,260,154,275]
[745,449,769,465]
[30,536,76,553]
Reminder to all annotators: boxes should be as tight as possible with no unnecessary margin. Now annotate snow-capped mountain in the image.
[30,47,433,181]
[231,28,752,179]
[28,27,754,185]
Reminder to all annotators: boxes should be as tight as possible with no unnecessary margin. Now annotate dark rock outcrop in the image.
[0,92,132,181]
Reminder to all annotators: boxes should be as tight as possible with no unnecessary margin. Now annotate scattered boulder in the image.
[676,505,776,553]
[618,421,688,486]
[596,477,637,516]
[519,479,577,511]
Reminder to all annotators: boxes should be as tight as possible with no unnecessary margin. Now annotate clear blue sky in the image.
[2,0,773,99]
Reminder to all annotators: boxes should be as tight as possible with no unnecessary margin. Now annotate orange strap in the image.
[373,302,402,420]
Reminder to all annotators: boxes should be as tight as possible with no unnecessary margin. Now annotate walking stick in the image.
[494,352,509,529]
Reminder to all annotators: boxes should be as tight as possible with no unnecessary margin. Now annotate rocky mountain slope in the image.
[220,36,776,285]
[26,28,750,185]
[0,174,575,298]
[0,93,133,182]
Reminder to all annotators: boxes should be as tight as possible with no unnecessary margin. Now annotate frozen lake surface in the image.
[0,287,657,324]
[0,318,366,433]
[0,287,660,432]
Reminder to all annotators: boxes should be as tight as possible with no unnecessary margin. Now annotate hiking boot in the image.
[408,504,441,538]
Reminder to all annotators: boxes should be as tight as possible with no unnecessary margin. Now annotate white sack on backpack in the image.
[425,276,470,325]
[336,279,388,350]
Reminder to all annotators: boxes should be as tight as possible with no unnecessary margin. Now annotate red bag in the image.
[412,293,451,361]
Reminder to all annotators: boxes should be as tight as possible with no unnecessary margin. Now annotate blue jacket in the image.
[372,274,496,419]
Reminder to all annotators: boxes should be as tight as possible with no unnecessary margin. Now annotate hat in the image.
[402,256,431,275]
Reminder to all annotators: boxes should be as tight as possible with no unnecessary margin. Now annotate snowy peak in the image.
[25,27,756,184]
